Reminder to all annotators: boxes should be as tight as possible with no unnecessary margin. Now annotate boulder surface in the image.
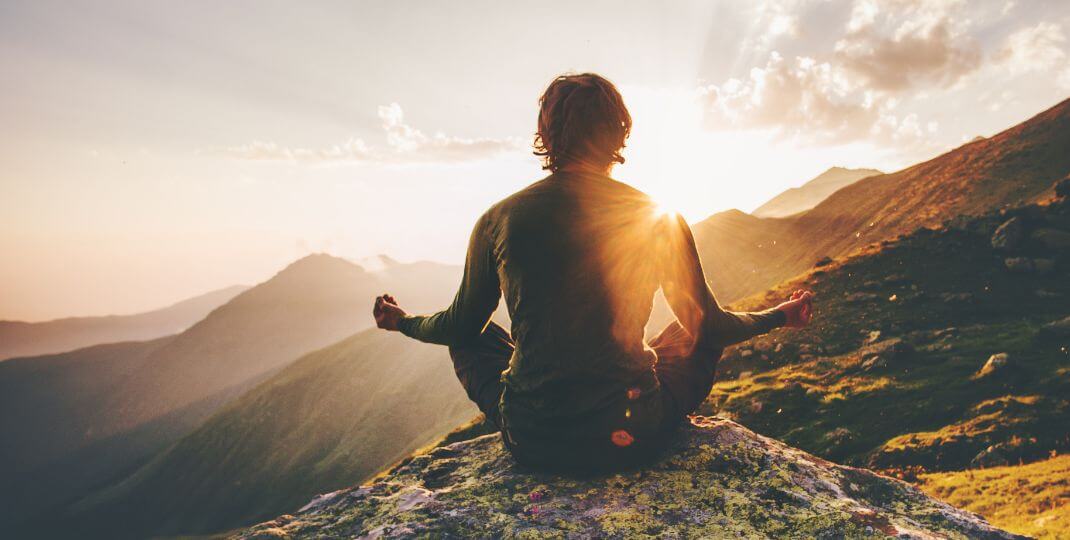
[237,417,1021,539]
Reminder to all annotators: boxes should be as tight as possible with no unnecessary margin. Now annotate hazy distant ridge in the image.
[751,166,882,218]
[0,285,248,361]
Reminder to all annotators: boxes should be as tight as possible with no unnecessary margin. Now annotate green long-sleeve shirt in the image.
[399,171,783,428]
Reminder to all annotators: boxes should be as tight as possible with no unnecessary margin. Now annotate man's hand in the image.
[373,293,407,331]
[775,289,814,328]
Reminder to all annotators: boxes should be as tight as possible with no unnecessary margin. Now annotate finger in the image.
[374,296,383,308]
[385,294,397,304]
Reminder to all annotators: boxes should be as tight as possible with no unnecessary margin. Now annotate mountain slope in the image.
[694,97,1070,304]
[1,253,462,529]
[0,285,246,361]
[700,194,1070,536]
[50,330,476,538]
[238,417,1021,539]
[752,166,882,218]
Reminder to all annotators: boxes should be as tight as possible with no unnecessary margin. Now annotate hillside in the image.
[0,285,246,360]
[41,330,476,539]
[752,166,882,218]
[698,192,1070,536]
[1,254,462,530]
[239,417,1021,539]
[693,97,1070,304]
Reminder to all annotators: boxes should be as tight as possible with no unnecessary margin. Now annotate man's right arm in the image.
[658,213,789,350]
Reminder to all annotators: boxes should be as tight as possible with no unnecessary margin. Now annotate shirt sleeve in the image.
[397,212,501,346]
[657,212,785,349]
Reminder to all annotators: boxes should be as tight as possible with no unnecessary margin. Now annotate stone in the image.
[1055,176,1070,199]
[939,292,973,303]
[1004,257,1033,273]
[1035,289,1062,299]
[238,417,1023,539]
[884,274,909,285]
[971,443,1012,469]
[1030,228,1070,251]
[815,256,834,267]
[1033,258,1056,275]
[991,217,1025,250]
[845,292,879,303]
[863,330,882,345]
[1038,316,1070,340]
[976,353,1010,378]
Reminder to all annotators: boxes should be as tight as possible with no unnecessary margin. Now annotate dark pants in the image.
[448,320,720,471]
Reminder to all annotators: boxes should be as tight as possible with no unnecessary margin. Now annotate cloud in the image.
[995,22,1067,74]
[702,52,928,146]
[834,0,982,91]
[220,104,524,164]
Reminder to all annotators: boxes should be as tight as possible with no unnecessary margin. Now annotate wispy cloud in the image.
[995,22,1066,74]
[702,52,935,147]
[218,103,525,164]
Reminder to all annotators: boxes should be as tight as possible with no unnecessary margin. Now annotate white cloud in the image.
[703,52,931,146]
[220,104,524,164]
[834,0,981,91]
[995,22,1067,73]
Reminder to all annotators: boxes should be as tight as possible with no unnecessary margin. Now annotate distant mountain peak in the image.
[277,253,364,278]
[752,167,883,218]
[358,254,401,272]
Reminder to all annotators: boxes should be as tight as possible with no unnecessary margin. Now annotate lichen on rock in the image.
[237,417,1022,539]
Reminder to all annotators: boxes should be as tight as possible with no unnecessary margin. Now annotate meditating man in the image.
[373,73,814,472]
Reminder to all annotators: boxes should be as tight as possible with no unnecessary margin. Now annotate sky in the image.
[2,0,1069,321]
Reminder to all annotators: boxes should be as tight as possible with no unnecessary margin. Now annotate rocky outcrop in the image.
[238,417,1021,539]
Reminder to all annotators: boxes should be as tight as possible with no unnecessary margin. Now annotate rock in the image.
[1030,228,1070,251]
[815,256,834,267]
[971,443,1012,469]
[1004,257,1033,273]
[939,292,973,303]
[976,353,1010,378]
[1055,176,1070,199]
[845,292,879,303]
[740,349,753,358]
[1038,316,1070,340]
[1033,258,1056,275]
[238,418,1023,539]
[863,330,882,345]
[884,274,909,285]
[824,427,854,447]
[991,217,1025,250]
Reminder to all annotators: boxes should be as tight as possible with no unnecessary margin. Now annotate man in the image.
[374,73,813,473]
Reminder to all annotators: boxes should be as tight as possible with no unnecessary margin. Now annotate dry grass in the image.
[917,455,1070,539]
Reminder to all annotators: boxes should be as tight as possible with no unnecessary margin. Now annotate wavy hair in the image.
[533,73,632,172]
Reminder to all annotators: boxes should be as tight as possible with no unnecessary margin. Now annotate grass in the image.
[917,454,1070,539]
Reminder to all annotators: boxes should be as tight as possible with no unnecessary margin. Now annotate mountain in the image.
[237,417,1021,539]
[752,166,882,218]
[693,97,1070,304]
[1,253,462,529]
[0,285,247,361]
[47,329,477,539]
[699,192,1070,537]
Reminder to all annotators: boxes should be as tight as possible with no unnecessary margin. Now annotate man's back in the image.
[489,171,663,421]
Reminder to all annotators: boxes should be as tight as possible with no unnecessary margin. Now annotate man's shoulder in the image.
[485,175,556,214]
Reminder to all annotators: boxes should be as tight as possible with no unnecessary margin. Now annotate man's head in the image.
[534,73,632,173]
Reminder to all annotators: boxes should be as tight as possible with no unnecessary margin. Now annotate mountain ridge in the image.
[0,284,247,361]
[752,166,882,218]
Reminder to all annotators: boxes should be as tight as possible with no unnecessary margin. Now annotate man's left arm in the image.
[393,214,501,346]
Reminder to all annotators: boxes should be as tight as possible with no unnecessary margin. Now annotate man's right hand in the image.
[775,289,814,328]
[373,294,407,331]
